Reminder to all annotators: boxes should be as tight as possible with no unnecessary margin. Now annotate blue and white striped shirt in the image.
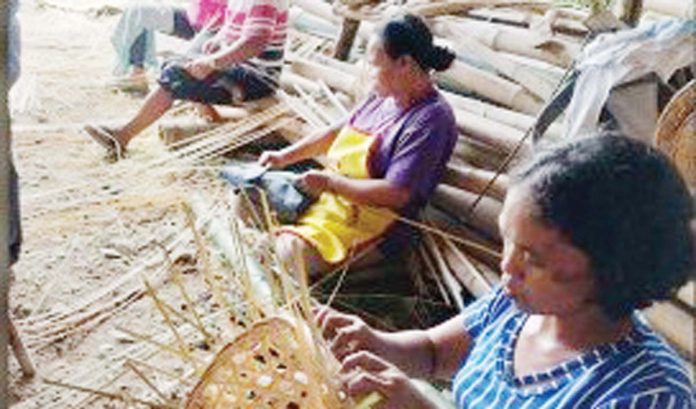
[452,288,695,408]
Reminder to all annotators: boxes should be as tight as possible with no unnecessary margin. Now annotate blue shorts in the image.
[158,62,278,105]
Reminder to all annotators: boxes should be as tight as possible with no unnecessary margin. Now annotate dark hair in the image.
[381,14,455,72]
[513,134,695,320]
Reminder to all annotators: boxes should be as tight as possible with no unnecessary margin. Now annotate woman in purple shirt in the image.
[259,14,458,277]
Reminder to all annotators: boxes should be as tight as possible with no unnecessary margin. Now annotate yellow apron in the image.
[280,126,398,264]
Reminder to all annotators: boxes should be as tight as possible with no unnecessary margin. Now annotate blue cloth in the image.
[452,288,695,408]
[221,163,314,224]
[129,9,195,68]
[158,62,277,104]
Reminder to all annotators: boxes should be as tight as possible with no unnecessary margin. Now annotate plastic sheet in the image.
[563,19,696,139]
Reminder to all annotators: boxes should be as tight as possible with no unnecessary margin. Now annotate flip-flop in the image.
[84,124,125,161]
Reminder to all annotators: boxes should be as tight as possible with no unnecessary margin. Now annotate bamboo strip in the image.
[124,360,172,405]
[43,378,177,409]
[423,233,465,311]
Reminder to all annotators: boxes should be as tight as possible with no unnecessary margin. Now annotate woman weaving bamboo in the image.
[259,15,458,275]
[318,135,695,408]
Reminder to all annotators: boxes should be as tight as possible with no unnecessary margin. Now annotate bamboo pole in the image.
[643,0,693,18]
[453,108,533,156]
[433,25,560,100]
[432,184,503,240]
[443,164,509,201]
[408,0,552,17]
[643,301,695,363]
[438,17,580,67]
[437,60,543,115]
[290,57,358,96]
[0,1,10,404]
[443,90,563,139]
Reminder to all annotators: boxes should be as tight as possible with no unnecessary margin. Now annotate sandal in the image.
[84,124,125,161]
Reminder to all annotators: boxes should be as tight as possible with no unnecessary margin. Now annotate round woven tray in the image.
[655,80,696,190]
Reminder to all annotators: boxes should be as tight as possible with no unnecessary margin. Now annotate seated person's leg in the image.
[275,232,332,280]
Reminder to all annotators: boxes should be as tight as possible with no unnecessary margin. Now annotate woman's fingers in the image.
[344,371,389,398]
[332,324,363,360]
[341,350,391,374]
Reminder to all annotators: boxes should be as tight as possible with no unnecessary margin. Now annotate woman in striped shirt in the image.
[319,135,695,408]
[86,0,288,161]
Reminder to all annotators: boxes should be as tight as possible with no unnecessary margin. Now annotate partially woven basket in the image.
[655,80,696,190]
[185,316,347,409]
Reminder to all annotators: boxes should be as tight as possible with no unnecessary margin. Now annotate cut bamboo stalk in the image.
[438,17,580,67]
[643,301,695,363]
[433,26,559,100]
[290,57,358,96]
[443,90,563,139]
[437,60,543,115]
[443,164,509,201]
[453,108,533,157]
[465,7,589,36]
[432,184,503,240]
[408,0,551,17]
[291,0,373,40]
[644,0,693,18]
[675,280,695,311]
[453,136,509,171]
[281,70,323,94]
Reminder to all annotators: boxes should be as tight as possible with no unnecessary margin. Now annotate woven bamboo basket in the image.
[185,316,347,408]
[655,80,696,190]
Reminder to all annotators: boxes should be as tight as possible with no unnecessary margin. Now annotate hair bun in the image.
[425,45,456,72]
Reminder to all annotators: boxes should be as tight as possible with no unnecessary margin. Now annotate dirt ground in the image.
[8,1,247,407]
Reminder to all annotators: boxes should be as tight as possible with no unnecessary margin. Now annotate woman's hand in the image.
[202,38,222,54]
[341,351,438,409]
[298,170,334,197]
[258,150,291,169]
[185,57,216,80]
[316,306,383,361]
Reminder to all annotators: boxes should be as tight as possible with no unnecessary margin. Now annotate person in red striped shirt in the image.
[87,0,288,161]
